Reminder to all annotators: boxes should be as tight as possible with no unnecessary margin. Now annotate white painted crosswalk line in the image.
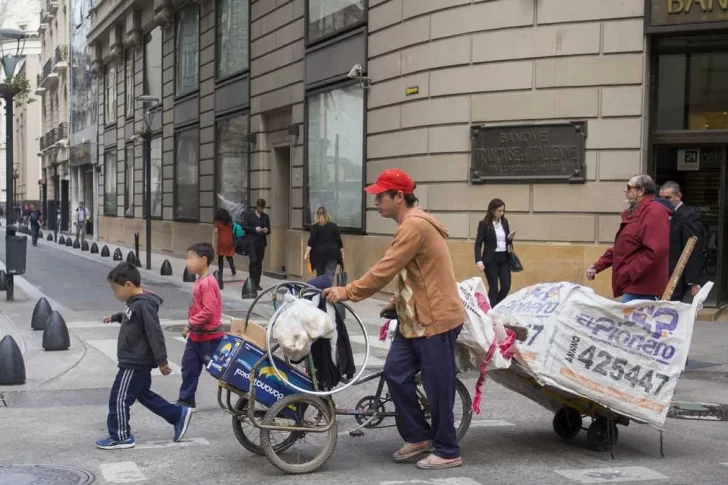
[87,339,181,375]
[99,461,147,483]
[134,437,209,450]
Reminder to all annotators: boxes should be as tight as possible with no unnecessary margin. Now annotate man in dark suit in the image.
[659,181,705,302]
[241,198,271,290]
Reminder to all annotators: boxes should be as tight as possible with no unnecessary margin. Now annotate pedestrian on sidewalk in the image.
[28,204,43,247]
[322,169,465,470]
[178,242,225,410]
[241,199,270,290]
[474,198,515,307]
[304,206,344,279]
[75,201,89,244]
[214,209,237,278]
[97,262,193,450]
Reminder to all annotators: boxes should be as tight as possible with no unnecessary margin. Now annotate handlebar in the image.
[380,310,398,320]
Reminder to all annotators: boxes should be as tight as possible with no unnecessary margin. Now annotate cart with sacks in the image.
[456,238,713,453]
[207,281,474,475]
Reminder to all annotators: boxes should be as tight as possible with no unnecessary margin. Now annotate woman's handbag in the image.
[508,244,523,273]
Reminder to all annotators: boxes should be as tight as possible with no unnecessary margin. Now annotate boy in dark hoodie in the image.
[97,262,193,450]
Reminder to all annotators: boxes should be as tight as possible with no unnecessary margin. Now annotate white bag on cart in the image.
[492,281,713,428]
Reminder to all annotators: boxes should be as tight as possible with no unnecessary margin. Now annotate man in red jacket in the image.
[587,174,671,303]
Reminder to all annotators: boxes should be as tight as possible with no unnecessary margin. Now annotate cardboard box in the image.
[207,334,313,419]
[230,318,267,349]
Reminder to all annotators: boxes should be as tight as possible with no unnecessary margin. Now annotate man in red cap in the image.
[323,169,466,469]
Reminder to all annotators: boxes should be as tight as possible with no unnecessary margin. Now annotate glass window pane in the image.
[144,27,163,100]
[656,52,728,131]
[175,129,199,220]
[306,84,364,229]
[125,50,134,118]
[105,65,116,124]
[104,151,117,216]
[308,0,365,42]
[151,136,163,218]
[217,0,249,77]
[176,5,199,95]
[125,146,134,217]
[216,114,250,221]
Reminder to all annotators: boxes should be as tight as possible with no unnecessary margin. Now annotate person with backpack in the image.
[28,204,43,247]
[214,209,237,278]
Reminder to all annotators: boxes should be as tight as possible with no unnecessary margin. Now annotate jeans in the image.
[30,225,39,246]
[384,325,463,459]
[179,337,223,404]
[108,367,181,441]
[316,260,338,279]
[248,245,266,287]
[485,252,511,307]
[620,293,659,303]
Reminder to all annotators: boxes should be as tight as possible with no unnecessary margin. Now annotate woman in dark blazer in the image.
[474,198,515,307]
[241,198,271,290]
[304,206,344,279]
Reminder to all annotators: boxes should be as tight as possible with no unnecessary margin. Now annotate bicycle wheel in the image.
[396,378,473,443]
[231,398,299,455]
[260,394,338,475]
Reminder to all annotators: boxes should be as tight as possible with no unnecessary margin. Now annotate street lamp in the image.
[0,28,29,301]
[137,95,159,270]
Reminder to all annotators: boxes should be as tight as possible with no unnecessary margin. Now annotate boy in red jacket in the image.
[177,242,224,410]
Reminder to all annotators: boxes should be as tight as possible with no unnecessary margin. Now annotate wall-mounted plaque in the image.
[470,122,587,184]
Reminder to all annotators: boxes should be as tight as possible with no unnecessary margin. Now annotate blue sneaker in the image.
[174,406,193,442]
[96,435,136,450]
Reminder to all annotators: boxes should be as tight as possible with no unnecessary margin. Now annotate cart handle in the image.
[264,286,371,397]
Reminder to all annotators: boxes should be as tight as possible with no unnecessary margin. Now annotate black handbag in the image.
[508,244,523,273]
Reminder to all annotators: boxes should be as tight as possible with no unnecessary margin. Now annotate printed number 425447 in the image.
[577,345,669,395]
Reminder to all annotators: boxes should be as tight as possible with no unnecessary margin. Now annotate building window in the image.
[216,114,249,220]
[307,0,365,43]
[306,83,364,230]
[144,27,163,101]
[105,64,117,125]
[175,128,199,220]
[216,0,249,78]
[176,4,199,96]
[150,136,163,218]
[125,145,134,217]
[656,52,728,131]
[104,151,117,216]
[125,50,134,119]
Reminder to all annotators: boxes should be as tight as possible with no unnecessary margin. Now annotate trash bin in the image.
[5,234,27,275]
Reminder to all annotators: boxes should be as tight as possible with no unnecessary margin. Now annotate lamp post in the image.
[137,95,159,271]
[0,28,28,301]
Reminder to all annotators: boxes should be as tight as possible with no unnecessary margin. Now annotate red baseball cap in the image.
[364,169,416,195]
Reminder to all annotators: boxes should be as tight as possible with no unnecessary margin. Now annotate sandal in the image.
[416,454,463,470]
[393,441,433,462]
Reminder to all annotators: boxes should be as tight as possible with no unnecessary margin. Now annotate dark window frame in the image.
[175,2,201,99]
[303,79,367,234]
[215,0,251,82]
[214,110,251,217]
[173,126,201,222]
[124,143,135,218]
[304,0,368,47]
[103,149,118,217]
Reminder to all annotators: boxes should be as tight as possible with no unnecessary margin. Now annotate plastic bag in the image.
[272,294,336,360]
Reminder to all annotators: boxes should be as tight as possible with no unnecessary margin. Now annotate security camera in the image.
[348,64,363,79]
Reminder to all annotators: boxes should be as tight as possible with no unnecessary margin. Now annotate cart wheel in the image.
[231,398,299,455]
[354,395,385,428]
[553,407,583,440]
[397,378,473,443]
[586,419,619,452]
[260,394,338,475]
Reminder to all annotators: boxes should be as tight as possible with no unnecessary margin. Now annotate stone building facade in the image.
[86,0,728,307]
